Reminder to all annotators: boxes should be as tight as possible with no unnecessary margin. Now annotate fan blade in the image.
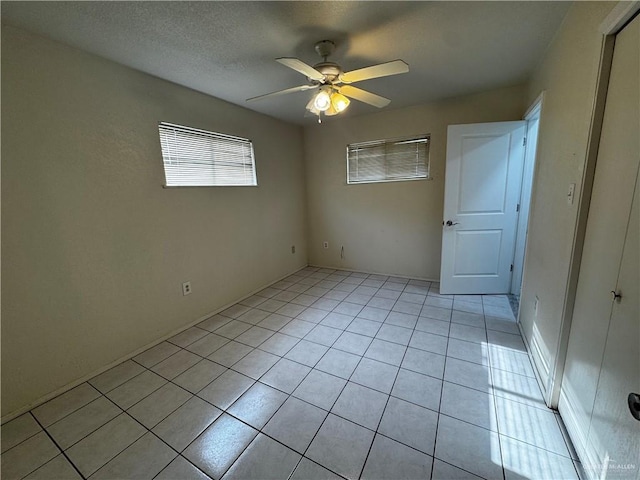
[246,84,317,102]
[340,60,409,84]
[276,58,325,81]
[339,85,390,108]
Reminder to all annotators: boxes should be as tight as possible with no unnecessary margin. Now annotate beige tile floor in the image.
[1,267,581,479]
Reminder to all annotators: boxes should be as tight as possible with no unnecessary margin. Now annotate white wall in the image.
[303,85,526,279]
[1,25,307,417]
[519,1,615,391]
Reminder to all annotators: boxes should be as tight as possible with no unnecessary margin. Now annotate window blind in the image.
[347,135,430,184]
[159,122,257,187]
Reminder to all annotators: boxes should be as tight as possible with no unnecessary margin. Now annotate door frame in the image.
[546,0,640,408]
[510,93,544,297]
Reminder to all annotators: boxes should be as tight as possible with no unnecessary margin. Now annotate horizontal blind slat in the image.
[159,122,257,187]
[347,135,430,184]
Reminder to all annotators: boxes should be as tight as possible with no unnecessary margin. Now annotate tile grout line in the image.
[47,363,206,476]
[29,411,88,480]
[352,280,434,478]
[429,301,453,480]
[211,276,364,480]
[480,299,508,480]
[1,270,346,478]
[283,274,391,480]
[8,266,563,480]
[237,277,570,475]
[23,385,105,443]
[355,284,417,480]
[0,429,41,459]
[98,391,209,480]
[180,316,348,479]
[483,293,582,468]
[38,390,182,478]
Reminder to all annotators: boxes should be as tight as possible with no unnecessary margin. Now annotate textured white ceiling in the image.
[1,1,571,125]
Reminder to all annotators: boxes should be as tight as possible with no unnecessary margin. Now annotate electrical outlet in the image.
[291,245,296,254]
[323,241,329,249]
[182,281,192,296]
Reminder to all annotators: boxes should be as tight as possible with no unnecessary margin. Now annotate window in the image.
[347,135,430,184]
[159,122,257,187]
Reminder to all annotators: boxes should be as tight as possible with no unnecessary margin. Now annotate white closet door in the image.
[587,165,639,479]
[559,13,639,478]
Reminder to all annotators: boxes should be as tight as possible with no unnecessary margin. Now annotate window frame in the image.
[346,134,431,185]
[158,122,257,188]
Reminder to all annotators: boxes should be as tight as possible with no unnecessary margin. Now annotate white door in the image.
[559,14,639,478]
[440,121,526,294]
[587,168,639,479]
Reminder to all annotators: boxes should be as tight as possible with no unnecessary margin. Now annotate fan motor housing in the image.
[312,62,341,83]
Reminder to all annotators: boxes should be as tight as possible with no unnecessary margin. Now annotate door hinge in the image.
[516,203,520,212]
[523,137,527,147]
[510,264,514,272]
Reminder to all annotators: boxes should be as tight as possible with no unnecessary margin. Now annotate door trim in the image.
[511,93,544,296]
[599,1,640,33]
[547,1,640,409]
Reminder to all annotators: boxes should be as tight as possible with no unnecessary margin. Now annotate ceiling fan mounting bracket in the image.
[314,40,336,61]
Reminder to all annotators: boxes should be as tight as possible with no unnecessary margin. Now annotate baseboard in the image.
[558,388,603,480]
[307,264,439,283]
[518,321,600,477]
[1,264,308,425]
[520,321,550,401]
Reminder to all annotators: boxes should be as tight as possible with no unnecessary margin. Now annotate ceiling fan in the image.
[247,40,409,121]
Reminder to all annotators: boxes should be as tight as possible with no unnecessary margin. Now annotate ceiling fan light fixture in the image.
[331,92,350,113]
[306,97,320,115]
[313,88,331,111]
[250,40,408,122]
[325,103,339,116]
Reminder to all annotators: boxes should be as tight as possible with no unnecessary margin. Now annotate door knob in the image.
[628,393,640,421]
[445,220,460,227]
[611,290,622,302]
